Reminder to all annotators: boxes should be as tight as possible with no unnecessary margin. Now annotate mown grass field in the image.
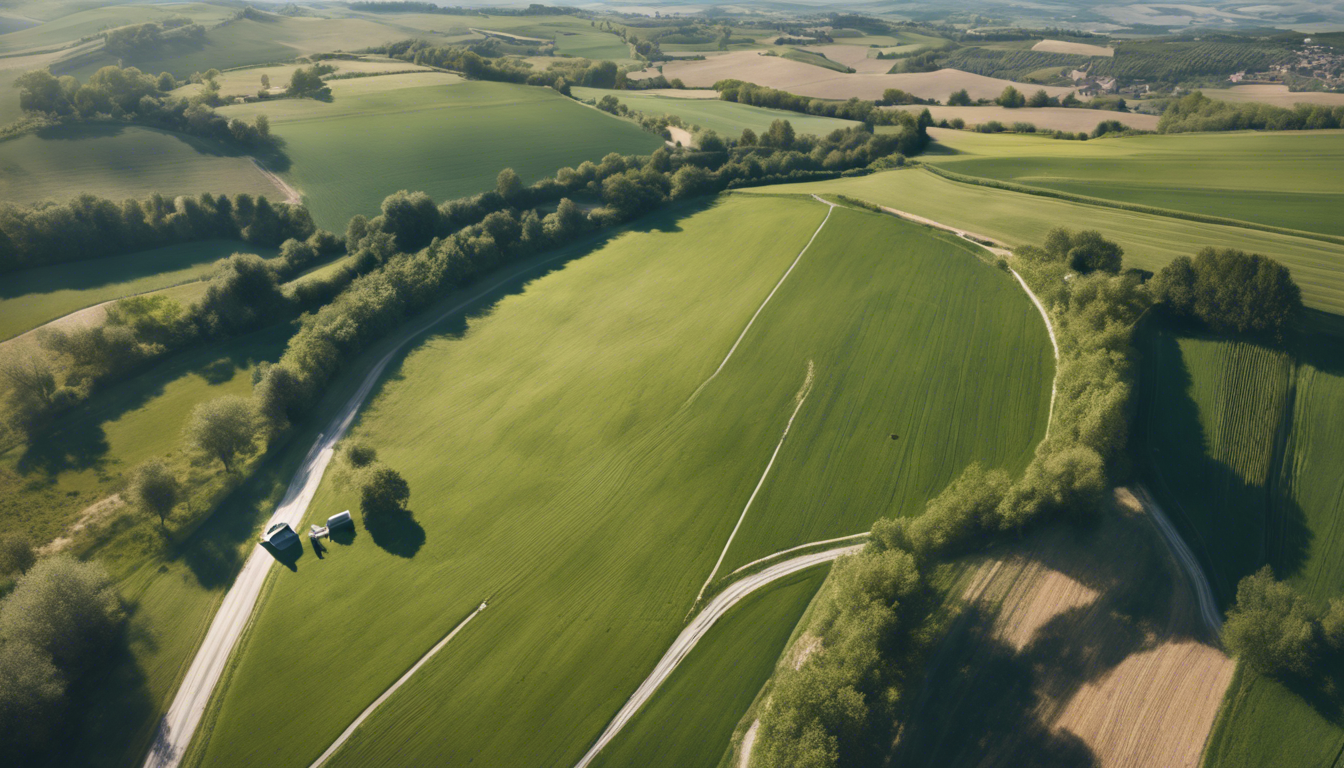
[0,123,281,206]
[591,568,828,768]
[1133,326,1344,768]
[188,195,1052,768]
[217,77,663,230]
[921,129,1344,237]
[744,169,1344,316]
[0,239,269,341]
[0,2,235,54]
[572,86,858,137]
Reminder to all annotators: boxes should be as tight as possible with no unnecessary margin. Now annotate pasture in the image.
[0,123,282,207]
[1133,327,1344,768]
[173,57,436,100]
[921,128,1344,237]
[635,53,1074,102]
[1204,85,1344,108]
[572,86,859,137]
[0,240,268,341]
[188,195,1052,768]
[741,169,1344,316]
[217,77,663,229]
[0,2,235,54]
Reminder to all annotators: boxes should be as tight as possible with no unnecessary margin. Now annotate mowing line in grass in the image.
[309,601,489,768]
[691,360,815,609]
[685,198,835,405]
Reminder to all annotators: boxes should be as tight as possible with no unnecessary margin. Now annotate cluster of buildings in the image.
[1069,69,1118,97]
[1230,40,1344,89]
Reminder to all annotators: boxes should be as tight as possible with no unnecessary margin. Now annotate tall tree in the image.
[184,396,259,472]
[129,459,179,527]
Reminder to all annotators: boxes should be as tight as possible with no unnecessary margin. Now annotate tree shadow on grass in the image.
[364,511,424,559]
[1131,321,1311,606]
[34,120,293,173]
[16,325,289,478]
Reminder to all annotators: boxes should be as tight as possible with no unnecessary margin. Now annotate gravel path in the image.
[1131,484,1223,635]
[573,544,864,768]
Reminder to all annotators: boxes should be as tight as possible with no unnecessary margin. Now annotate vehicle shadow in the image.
[260,538,302,571]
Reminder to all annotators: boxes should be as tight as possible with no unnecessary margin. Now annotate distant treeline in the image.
[0,192,314,273]
[753,227,1152,767]
[378,39,621,91]
[1159,91,1344,133]
[348,2,576,15]
[103,19,205,60]
[14,66,274,148]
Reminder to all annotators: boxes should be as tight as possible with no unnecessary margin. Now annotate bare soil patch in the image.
[891,490,1233,768]
[633,53,1073,102]
[39,493,125,555]
[799,44,894,74]
[1032,39,1114,57]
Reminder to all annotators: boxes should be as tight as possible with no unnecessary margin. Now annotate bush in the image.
[0,535,35,576]
[361,466,410,519]
[1151,247,1301,339]
[0,556,123,676]
[1223,565,1317,677]
[344,440,377,468]
[183,396,260,472]
[129,459,179,526]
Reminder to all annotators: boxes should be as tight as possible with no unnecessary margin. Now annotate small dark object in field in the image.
[890,434,899,440]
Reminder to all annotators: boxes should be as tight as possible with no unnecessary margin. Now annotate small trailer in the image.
[309,511,355,541]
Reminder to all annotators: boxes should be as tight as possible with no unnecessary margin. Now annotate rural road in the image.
[1131,484,1223,635]
[142,249,585,768]
[574,543,864,768]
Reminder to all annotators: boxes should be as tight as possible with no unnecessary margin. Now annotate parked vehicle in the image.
[261,522,300,549]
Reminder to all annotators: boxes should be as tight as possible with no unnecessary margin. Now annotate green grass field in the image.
[217,78,663,230]
[0,122,281,206]
[591,567,828,768]
[921,129,1344,237]
[0,239,271,341]
[0,2,235,54]
[743,168,1344,316]
[187,194,1052,768]
[571,87,858,137]
[1133,325,1344,768]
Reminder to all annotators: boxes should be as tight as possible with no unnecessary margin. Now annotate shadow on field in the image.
[261,539,302,571]
[890,509,1189,768]
[364,511,424,559]
[17,325,288,478]
[1131,321,1311,605]
[34,121,293,173]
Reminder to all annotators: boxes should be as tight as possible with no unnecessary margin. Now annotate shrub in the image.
[1151,247,1301,339]
[361,467,410,519]
[1223,565,1317,677]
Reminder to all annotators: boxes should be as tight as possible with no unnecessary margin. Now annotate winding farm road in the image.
[141,250,584,768]
[574,543,864,768]
[1131,484,1223,635]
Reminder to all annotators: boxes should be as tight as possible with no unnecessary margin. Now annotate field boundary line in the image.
[307,602,488,768]
[684,197,834,405]
[690,361,816,611]
[144,245,590,768]
[917,164,1344,248]
[726,531,870,578]
[250,157,302,206]
[574,544,862,768]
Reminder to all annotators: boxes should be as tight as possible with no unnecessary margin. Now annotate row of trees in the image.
[754,228,1149,767]
[0,191,314,273]
[1150,247,1302,339]
[713,79,934,131]
[5,231,344,442]
[14,65,275,148]
[1158,91,1344,133]
[103,19,206,60]
[0,555,125,761]
[378,39,624,92]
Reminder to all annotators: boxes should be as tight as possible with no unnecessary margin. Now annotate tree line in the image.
[713,79,934,129]
[1158,91,1344,133]
[14,65,274,148]
[753,226,1151,767]
[0,191,313,273]
[1151,246,1302,339]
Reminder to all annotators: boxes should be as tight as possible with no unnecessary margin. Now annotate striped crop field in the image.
[742,169,1344,316]
[921,129,1344,238]
[186,194,1052,768]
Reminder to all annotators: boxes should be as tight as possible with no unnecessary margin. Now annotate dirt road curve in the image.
[1131,484,1223,634]
[573,544,864,768]
[142,251,581,768]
